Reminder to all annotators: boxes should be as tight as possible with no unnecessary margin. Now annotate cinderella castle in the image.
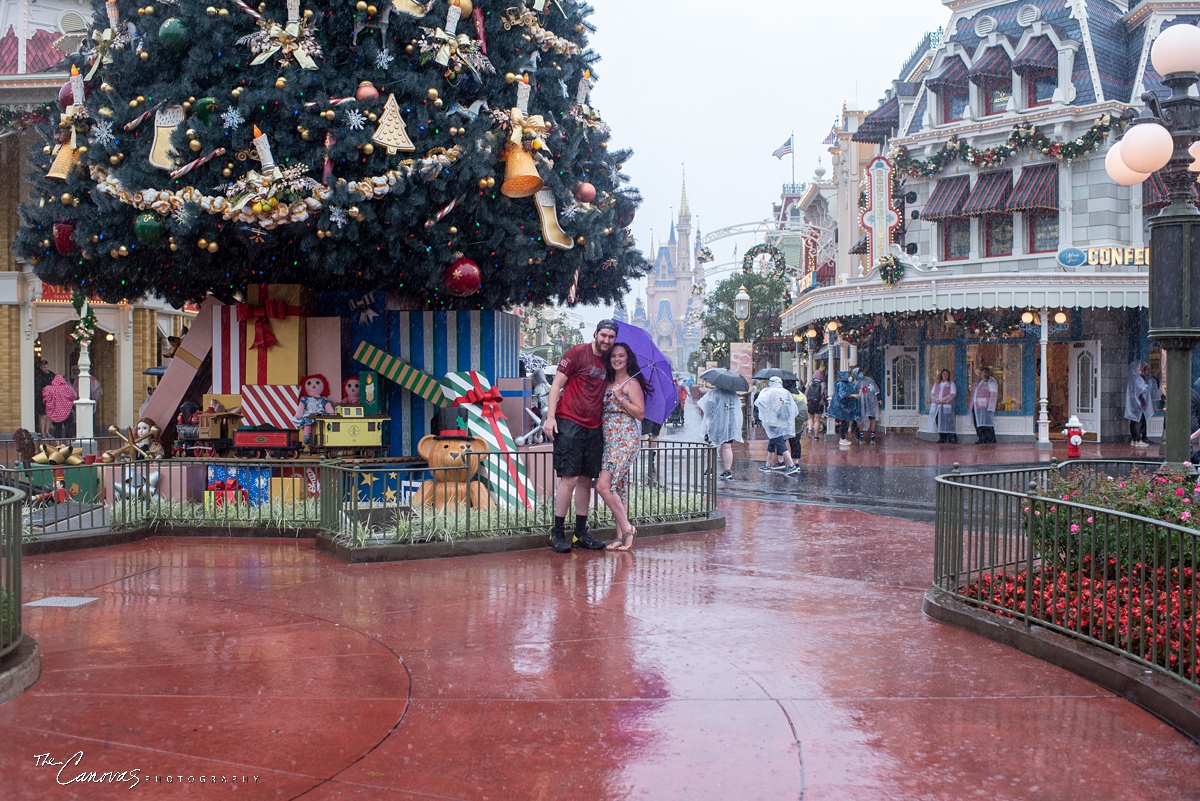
[614,177,704,372]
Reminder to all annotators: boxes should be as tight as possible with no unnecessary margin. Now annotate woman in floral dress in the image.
[597,343,649,551]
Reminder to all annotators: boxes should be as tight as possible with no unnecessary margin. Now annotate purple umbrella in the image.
[615,323,678,426]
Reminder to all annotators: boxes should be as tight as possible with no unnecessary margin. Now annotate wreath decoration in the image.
[878,254,904,285]
[741,243,788,278]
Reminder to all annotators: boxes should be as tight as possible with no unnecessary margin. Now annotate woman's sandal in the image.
[610,526,636,551]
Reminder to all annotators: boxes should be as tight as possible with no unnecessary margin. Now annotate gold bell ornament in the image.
[500,145,543,198]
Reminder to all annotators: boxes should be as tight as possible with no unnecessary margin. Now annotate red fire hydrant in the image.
[1063,415,1085,458]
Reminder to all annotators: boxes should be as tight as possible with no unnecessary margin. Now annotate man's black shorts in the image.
[553,418,603,479]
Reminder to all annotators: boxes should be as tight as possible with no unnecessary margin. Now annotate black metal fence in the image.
[934,459,1200,689]
[0,484,26,660]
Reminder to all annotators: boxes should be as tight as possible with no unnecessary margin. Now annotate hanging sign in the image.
[859,157,900,269]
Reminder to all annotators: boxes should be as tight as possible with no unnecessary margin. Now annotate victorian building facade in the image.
[782,0,1188,443]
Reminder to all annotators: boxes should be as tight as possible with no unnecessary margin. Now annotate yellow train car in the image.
[312,405,389,458]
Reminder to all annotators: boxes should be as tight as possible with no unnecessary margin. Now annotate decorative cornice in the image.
[892,101,1130,148]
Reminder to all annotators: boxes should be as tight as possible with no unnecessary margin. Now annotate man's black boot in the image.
[573,515,606,550]
[549,517,571,553]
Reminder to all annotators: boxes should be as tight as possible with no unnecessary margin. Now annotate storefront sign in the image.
[1058,246,1150,268]
[729,343,753,384]
[860,157,899,268]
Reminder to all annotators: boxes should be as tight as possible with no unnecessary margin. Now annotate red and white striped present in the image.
[211,304,246,395]
[241,384,300,430]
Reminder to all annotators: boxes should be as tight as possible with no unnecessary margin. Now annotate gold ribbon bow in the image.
[86,28,116,80]
[432,28,472,67]
[230,168,284,210]
[509,108,549,150]
[251,22,319,69]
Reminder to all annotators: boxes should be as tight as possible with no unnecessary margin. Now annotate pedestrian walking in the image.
[543,320,617,553]
[43,373,78,438]
[854,368,881,444]
[970,367,999,444]
[698,386,743,481]
[805,369,826,438]
[34,359,52,436]
[755,377,801,476]
[1125,360,1151,447]
[786,379,806,460]
[827,371,860,446]
[929,369,958,444]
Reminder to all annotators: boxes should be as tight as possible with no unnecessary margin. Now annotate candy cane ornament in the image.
[424,195,464,228]
[169,147,227,180]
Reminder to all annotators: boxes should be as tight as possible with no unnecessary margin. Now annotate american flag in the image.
[772,136,794,159]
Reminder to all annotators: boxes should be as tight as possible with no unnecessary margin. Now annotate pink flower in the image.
[1177,488,1187,496]
[1087,517,1094,523]
[1120,482,1127,489]
[1183,511,1192,522]
[1070,524,1080,533]
[1185,498,1192,504]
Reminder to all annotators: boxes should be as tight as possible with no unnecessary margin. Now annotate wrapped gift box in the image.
[204,483,249,512]
[269,476,305,504]
[241,284,312,387]
[206,465,272,505]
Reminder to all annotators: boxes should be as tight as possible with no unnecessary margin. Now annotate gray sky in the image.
[566,0,949,329]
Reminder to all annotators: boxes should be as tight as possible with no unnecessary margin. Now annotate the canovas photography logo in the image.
[34,751,259,789]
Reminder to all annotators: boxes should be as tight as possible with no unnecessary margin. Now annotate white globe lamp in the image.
[1105,142,1150,186]
[1151,24,1200,76]
[1189,140,1200,173]
[1119,122,1175,174]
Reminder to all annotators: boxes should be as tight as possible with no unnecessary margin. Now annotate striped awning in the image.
[1009,164,1058,211]
[962,171,1013,217]
[852,96,901,144]
[969,48,1012,83]
[921,175,971,220]
[1144,171,1200,208]
[926,56,969,90]
[848,233,870,254]
[1013,37,1056,75]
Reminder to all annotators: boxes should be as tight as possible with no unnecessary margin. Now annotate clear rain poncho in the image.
[754,385,798,439]
[698,387,744,444]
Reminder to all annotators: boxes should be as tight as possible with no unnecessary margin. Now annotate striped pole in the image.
[353,341,449,407]
[440,371,535,509]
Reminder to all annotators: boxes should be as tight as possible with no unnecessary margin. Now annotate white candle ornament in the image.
[517,78,531,114]
[445,4,460,34]
[575,70,591,105]
[70,65,85,107]
[253,125,275,170]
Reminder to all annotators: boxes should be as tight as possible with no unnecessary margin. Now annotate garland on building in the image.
[812,309,1026,346]
[741,243,788,278]
[70,289,97,345]
[0,103,55,133]
[888,114,1117,178]
[878,254,903,285]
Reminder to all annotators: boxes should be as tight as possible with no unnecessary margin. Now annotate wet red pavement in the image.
[6,487,1200,800]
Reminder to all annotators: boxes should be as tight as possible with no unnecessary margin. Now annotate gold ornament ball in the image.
[405,44,414,54]
[367,112,377,122]
[197,238,208,249]
[427,88,439,100]
[231,87,243,97]
[100,82,113,93]
[221,167,232,177]
[600,141,608,150]
[449,126,458,136]
[144,5,154,14]
[189,140,203,152]
[362,143,375,155]
[275,77,287,89]
[129,99,139,108]
[576,236,586,245]
[207,242,219,253]
[257,2,266,11]
[448,226,458,235]
[300,130,311,141]
[316,230,325,239]
[206,6,217,15]
[137,95,145,103]
[303,8,313,18]
[43,145,52,155]
[60,193,74,205]
[40,239,50,248]
[433,98,443,109]
[486,176,495,188]
[117,245,129,257]
[219,7,229,16]
[356,0,367,9]
[140,50,149,60]
[182,102,192,112]
[505,72,517,84]
[477,178,487,189]
[604,227,613,235]
[90,235,99,243]
[348,206,359,217]
[76,146,87,157]
[169,243,178,251]
[575,23,585,32]
[99,107,114,118]
[109,249,119,259]
[367,4,377,14]
[185,128,196,138]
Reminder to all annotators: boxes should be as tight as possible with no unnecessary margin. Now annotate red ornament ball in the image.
[57,79,90,112]
[355,81,379,103]
[575,182,596,203]
[444,256,481,297]
[52,221,77,256]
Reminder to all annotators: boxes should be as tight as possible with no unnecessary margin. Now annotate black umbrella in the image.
[700,368,749,393]
[752,368,799,381]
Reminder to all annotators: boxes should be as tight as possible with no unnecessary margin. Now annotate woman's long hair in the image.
[606,343,652,397]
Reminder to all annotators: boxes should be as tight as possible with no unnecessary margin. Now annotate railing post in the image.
[1024,480,1038,630]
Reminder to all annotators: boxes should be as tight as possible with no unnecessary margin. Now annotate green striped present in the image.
[440,371,535,509]
[354,341,449,408]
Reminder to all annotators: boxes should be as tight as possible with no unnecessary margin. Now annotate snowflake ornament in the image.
[330,206,349,228]
[345,109,366,131]
[172,206,194,227]
[375,48,394,70]
[88,119,114,147]
[221,107,245,131]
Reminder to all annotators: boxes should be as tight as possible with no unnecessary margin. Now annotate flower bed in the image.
[961,557,1200,680]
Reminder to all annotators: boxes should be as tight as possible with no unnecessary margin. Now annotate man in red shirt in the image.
[543,320,617,553]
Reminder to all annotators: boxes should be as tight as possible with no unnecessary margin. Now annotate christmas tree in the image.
[16,0,647,308]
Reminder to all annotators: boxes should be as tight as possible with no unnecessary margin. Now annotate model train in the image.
[174,403,387,460]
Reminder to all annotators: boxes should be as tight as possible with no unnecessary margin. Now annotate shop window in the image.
[890,354,918,410]
[1028,210,1059,253]
[942,219,970,260]
[967,343,1023,412]
[985,214,1014,257]
[983,78,1012,115]
[942,87,969,122]
[923,344,956,409]
[1028,69,1056,107]
[1075,350,1095,415]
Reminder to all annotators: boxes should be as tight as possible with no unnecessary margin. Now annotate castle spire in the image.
[680,166,690,219]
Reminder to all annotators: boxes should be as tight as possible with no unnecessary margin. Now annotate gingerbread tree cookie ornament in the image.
[372,94,415,155]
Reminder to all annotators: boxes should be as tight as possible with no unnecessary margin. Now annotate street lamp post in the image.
[793,333,804,381]
[1020,309,1069,447]
[734,285,750,342]
[805,327,818,383]
[1105,23,1200,462]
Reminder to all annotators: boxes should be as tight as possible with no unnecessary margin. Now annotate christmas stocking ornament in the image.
[148,105,184,170]
[535,188,573,250]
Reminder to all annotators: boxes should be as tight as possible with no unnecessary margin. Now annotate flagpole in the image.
[791,130,795,187]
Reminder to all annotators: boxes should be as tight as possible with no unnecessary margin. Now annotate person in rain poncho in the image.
[1125,360,1151,447]
[970,367,999,444]
[805,369,826,438]
[754,377,801,476]
[853,368,881,445]
[929,369,957,444]
[43,373,78,438]
[698,386,744,481]
[827,371,860,446]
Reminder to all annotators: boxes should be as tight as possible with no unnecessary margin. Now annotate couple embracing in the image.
[543,320,651,554]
